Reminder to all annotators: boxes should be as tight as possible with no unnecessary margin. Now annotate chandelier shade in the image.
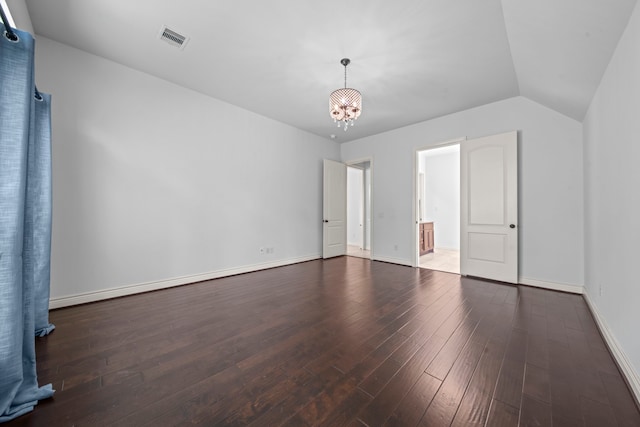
[329,58,362,131]
[330,88,362,122]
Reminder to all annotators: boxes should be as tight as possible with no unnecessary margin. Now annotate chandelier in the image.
[329,58,362,131]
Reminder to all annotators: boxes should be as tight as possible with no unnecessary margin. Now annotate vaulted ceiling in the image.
[24,0,637,142]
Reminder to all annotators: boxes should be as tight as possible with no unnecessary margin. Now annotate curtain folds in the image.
[29,91,55,338]
[0,24,55,422]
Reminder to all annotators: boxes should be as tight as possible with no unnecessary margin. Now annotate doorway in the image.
[346,161,371,259]
[416,145,461,273]
[413,131,519,283]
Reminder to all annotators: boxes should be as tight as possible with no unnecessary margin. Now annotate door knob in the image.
[323,220,329,223]
[509,224,516,229]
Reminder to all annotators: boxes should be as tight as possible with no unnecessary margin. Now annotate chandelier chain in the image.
[344,65,347,89]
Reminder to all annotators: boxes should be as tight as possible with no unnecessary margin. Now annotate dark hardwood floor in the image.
[8,257,640,426]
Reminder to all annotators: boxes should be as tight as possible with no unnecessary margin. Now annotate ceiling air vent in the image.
[158,26,189,50]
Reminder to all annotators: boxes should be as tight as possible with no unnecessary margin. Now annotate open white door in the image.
[460,131,518,283]
[323,159,347,258]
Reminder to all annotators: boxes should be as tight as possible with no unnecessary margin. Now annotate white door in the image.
[323,159,347,258]
[460,131,518,283]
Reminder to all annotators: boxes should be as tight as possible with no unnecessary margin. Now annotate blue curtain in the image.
[0,23,55,422]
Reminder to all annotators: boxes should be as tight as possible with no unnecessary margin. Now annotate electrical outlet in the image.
[259,247,265,255]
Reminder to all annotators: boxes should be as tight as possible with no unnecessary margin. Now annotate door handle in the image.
[509,224,516,229]
[323,220,329,223]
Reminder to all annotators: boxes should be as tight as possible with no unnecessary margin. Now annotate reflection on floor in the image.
[419,248,460,274]
[347,244,371,259]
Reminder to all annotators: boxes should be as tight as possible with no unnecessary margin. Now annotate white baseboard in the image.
[583,291,640,407]
[49,254,321,309]
[373,256,413,267]
[518,277,584,294]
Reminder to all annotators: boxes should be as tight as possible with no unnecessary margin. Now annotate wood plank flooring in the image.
[8,257,640,426]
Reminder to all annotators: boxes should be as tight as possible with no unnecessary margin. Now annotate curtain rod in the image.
[0,4,40,99]
[0,2,18,41]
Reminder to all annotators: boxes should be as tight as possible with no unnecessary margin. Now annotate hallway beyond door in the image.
[419,248,460,274]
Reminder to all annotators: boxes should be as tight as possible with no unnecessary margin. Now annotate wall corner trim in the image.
[518,277,584,294]
[49,254,321,309]
[583,291,640,407]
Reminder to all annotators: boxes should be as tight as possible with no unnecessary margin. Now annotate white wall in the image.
[347,166,363,246]
[419,146,460,250]
[34,37,340,303]
[341,96,584,288]
[5,0,33,34]
[583,0,640,396]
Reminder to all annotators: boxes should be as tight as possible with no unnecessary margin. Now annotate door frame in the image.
[412,138,466,268]
[346,164,365,250]
[346,157,374,259]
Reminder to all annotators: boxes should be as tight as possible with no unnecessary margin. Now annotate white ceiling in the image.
[24,0,637,143]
